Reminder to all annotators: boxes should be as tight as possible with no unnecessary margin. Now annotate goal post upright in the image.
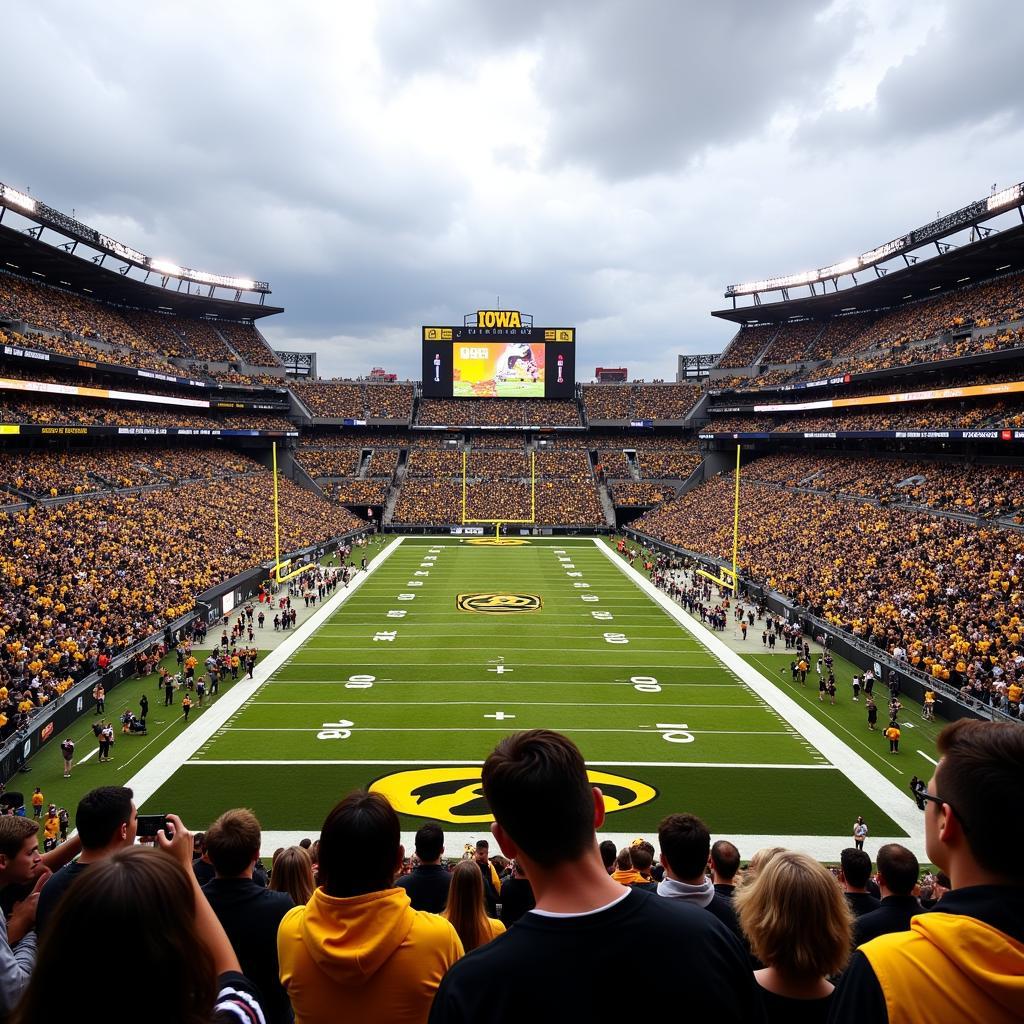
[460,447,537,536]
[697,443,741,594]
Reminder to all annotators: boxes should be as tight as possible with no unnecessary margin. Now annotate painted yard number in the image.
[591,611,614,620]
[374,631,397,642]
[581,594,599,602]
[657,723,695,743]
[631,676,661,693]
[345,675,375,689]
[387,610,407,618]
[318,719,354,740]
[603,632,628,644]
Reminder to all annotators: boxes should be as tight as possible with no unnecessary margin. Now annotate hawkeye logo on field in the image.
[370,767,657,824]
[462,538,530,546]
[457,593,542,613]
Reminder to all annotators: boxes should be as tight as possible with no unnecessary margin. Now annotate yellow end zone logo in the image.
[463,538,530,546]
[370,766,657,824]
[458,593,542,614]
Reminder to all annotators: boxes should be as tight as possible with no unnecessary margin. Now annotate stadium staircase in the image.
[625,451,642,481]
[596,481,617,527]
[382,453,409,526]
[357,450,373,478]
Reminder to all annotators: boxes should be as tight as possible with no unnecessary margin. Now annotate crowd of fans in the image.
[0,447,261,498]
[608,481,676,506]
[294,447,362,478]
[633,466,1024,690]
[365,383,414,419]
[368,448,399,477]
[0,392,293,431]
[217,323,281,367]
[715,272,1024,388]
[321,479,389,506]
[0,462,361,734]
[717,324,779,368]
[416,399,582,426]
[744,452,1024,518]
[582,384,702,421]
[3,722,1020,1023]
[291,381,365,418]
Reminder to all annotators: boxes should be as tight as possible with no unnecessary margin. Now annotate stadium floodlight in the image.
[820,257,860,278]
[0,184,36,213]
[150,259,184,277]
[150,258,255,291]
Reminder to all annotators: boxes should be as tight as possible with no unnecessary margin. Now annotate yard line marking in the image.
[120,536,407,808]
[185,759,835,769]
[918,750,939,765]
[216,727,792,735]
[247,701,764,709]
[270,679,745,687]
[595,539,924,844]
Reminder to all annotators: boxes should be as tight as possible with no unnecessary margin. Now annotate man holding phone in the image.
[35,786,138,937]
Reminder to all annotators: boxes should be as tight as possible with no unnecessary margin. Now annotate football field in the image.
[132,537,924,857]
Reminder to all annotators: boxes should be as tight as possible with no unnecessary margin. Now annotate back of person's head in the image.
[269,846,315,905]
[840,848,872,889]
[318,790,400,897]
[13,847,214,1024]
[740,846,786,888]
[0,816,38,860]
[629,845,654,875]
[658,813,711,879]
[482,729,594,867]
[599,839,617,872]
[443,859,489,953]
[934,720,1024,878]
[711,839,741,881]
[735,850,853,980]
[876,843,919,897]
[204,808,261,877]
[415,822,444,862]
[75,787,134,850]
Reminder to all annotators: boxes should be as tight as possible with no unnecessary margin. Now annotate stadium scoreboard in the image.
[422,310,575,399]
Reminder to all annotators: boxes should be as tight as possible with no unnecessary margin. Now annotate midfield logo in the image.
[370,766,657,824]
[457,593,542,613]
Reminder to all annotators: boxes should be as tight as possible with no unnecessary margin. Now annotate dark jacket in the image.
[396,863,452,913]
[853,894,923,947]
[202,877,296,1024]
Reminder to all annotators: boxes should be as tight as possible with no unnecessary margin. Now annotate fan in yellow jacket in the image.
[278,791,463,1024]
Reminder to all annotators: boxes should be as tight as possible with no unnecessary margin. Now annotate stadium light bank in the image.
[726,180,1024,300]
[0,180,268,297]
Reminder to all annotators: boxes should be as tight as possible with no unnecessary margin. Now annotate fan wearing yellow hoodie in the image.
[278,791,463,1024]
[828,721,1024,1024]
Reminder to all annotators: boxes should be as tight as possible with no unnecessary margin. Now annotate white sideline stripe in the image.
[918,750,939,765]
[185,759,834,769]
[594,539,926,850]
[75,747,98,765]
[256,830,913,863]
[121,537,407,808]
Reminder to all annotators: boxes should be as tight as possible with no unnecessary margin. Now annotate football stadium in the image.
[2,10,1023,1022]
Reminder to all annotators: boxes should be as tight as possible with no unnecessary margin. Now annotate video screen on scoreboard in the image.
[422,332,575,399]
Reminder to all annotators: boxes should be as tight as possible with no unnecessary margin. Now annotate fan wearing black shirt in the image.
[397,822,451,913]
[428,730,763,1024]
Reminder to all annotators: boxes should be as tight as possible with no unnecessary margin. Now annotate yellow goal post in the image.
[461,448,537,541]
[696,444,741,594]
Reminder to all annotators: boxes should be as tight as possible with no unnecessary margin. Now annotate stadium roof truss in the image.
[716,181,1024,324]
[0,181,282,319]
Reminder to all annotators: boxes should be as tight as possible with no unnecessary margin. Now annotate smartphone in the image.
[136,814,171,838]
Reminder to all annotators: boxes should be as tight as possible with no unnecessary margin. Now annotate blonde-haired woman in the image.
[442,859,505,953]
[735,850,854,1022]
[269,845,316,905]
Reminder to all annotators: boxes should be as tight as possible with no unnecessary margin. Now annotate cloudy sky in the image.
[3,1,1023,380]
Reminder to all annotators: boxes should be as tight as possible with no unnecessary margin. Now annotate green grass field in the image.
[119,537,925,854]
